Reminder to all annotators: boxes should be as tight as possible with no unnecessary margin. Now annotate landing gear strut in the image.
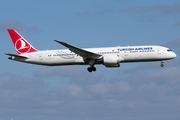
[87,66,96,72]
[160,61,164,67]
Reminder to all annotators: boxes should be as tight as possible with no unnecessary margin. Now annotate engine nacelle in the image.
[103,55,121,67]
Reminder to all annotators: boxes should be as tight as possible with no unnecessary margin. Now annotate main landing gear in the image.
[87,66,96,72]
[87,59,96,72]
[160,61,164,67]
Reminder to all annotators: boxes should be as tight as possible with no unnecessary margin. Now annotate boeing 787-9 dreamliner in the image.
[5,29,177,72]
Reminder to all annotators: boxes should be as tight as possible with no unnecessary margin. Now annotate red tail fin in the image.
[7,29,37,54]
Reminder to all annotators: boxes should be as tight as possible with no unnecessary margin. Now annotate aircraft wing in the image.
[5,53,28,59]
[54,40,102,59]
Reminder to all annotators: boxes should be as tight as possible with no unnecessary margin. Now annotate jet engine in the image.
[103,55,121,67]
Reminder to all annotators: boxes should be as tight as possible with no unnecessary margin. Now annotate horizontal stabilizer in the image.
[5,53,28,59]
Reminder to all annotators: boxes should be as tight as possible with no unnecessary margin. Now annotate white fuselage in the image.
[6,29,177,72]
[12,45,176,67]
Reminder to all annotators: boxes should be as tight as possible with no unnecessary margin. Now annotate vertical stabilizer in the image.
[7,29,37,54]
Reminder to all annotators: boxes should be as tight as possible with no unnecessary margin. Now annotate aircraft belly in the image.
[40,56,85,66]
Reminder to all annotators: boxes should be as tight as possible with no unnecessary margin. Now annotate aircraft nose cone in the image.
[172,52,177,58]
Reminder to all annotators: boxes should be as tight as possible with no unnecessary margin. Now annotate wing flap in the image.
[54,40,102,59]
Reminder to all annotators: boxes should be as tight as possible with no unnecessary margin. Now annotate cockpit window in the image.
[167,49,172,52]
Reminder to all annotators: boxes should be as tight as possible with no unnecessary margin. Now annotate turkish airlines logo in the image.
[15,38,31,54]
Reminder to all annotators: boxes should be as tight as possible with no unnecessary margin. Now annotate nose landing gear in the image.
[160,61,164,67]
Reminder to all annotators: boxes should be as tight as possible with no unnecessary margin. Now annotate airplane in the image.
[5,29,177,72]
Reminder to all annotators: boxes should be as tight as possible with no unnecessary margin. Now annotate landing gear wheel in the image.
[87,66,96,72]
[92,66,96,71]
[160,64,164,67]
[87,67,92,72]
